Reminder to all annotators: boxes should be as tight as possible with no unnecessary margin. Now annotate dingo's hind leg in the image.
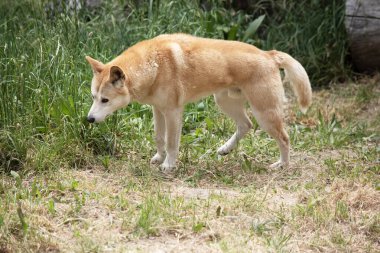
[214,90,252,155]
[242,80,290,168]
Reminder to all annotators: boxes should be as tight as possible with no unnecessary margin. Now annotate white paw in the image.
[217,144,233,156]
[269,160,289,169]
[160,158,177,173]
[150,153,165,165]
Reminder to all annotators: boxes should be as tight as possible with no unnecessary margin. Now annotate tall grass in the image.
[263,0,349,85]
[0,0,350,172]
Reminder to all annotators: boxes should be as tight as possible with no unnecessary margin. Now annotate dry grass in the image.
[0,79,379,252]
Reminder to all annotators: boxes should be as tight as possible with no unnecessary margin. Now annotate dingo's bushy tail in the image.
[271,50,312,113]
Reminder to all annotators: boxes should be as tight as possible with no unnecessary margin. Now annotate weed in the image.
[192,222,206,233]
[136,197,159,236]
[47,199,56,215]
[335,201,350,222]
[293,197,331,226]
[330,230,348,246]
[251,220,272,236]
[16,202,28,235]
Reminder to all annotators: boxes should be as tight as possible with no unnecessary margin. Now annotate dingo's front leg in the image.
[161,107,183,172]
[150,106,166,165]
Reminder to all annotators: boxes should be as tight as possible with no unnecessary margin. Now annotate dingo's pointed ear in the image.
[109,66,126,88]
[85,56,105,74]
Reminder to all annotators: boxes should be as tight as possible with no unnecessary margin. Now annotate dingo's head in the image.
[85,56,131,123]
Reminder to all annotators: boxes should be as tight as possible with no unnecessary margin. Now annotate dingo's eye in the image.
[101,98,109,103]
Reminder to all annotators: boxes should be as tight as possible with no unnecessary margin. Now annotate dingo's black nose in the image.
[87,116,95,123]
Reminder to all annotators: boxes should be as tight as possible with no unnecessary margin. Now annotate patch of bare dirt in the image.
[123,234,220,253]
[165,182,240,200]
[267,192,298,210]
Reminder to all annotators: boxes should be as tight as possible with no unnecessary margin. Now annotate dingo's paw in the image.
[160,158,177,173]
[217,144,233,156]
[150,153,165,165]
[269,160,289,169]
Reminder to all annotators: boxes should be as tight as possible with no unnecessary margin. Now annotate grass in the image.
[0,0,379,252]
[1,79,379,252]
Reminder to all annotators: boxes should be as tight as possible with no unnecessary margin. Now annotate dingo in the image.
[86,34,312,171]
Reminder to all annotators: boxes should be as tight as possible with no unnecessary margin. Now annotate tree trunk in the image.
[345,0,380,72]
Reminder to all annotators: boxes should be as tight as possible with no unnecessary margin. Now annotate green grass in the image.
[0,0,379,252]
